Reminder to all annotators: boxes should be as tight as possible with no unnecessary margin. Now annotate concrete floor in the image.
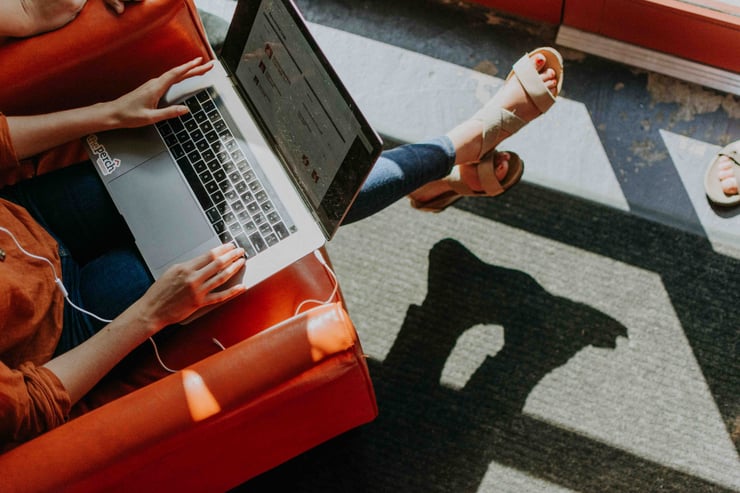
[197,0,740,259]
[193,2,740,491]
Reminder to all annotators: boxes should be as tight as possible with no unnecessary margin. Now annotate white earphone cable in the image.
[1,226,182,373]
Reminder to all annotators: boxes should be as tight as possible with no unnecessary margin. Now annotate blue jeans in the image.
[1,136,455,352]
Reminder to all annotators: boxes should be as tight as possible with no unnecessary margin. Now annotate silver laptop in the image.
[83,0,382,292]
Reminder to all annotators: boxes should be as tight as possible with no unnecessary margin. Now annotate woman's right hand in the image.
[136,243,247,331]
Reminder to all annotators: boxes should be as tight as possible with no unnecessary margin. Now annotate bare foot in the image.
[716,155,739,196]
[409,48,563,212]
[448,52,559,192]
[409,150,514,207]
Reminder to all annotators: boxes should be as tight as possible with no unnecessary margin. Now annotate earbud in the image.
[54,278,69,297]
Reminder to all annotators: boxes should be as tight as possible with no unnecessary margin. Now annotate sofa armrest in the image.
[0,0,211,116]
[0,302,377,493]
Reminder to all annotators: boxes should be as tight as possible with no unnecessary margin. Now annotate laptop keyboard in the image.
[155,89,294,258]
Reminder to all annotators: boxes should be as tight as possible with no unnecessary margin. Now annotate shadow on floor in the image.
[236,184,738,492]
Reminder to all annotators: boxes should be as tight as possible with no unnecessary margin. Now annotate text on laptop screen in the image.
[223,0,380,235]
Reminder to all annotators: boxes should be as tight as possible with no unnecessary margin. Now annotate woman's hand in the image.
[0,0,86,37]
[44,243,247,406]
[108,57,214,129]
[136,243,248,331]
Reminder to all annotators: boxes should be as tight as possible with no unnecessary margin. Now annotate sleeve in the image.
[0,113,35,189]
[0,361,71,447]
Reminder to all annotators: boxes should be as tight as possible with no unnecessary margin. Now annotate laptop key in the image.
[175,157,212,210]
[234,234,256,257]
[193,160,207,173]
[169,118,185,132]
[196,139,209,152]
[185,98,201,112]
[249,233,267,252]
[184,119,198,132]
[206,207,220,224]
[170,144,184,159]
[158,88,294,254]
[229,222,243,235]
[273,222,289,239]
[199,121,213,133]
[210,190,225,204]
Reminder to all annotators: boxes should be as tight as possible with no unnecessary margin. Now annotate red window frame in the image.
[563,0,740,72]
[467,0,740,73]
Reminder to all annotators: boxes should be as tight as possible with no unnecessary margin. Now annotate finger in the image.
[151,59,213,99]
[153,58,205,89]
[182,60,215,79]
[201,256,247,294]
[197,244,246,284]
[205,281,248,306]
[187,242,239,272]
[147,105,190,124]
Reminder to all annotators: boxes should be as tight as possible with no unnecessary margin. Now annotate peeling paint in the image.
[646,73,740,121]
[473,59,498,77]
[481,11,554,37]
[484,12,505,26]
[631,139,669,167]
[555,47,586,63]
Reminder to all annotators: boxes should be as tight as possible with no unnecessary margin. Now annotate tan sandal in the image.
[409,150,523,212]
[471,47,564,161]
[704,140,740,207]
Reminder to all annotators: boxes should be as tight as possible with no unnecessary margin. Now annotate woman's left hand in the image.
[108,57,214,129]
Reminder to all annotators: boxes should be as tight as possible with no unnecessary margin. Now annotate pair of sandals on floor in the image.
[409,46,564,212]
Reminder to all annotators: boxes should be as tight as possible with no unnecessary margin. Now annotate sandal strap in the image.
[473,107,526,159]
[477,159,505,196]
[719,150,740,167]
[446,166,474,195]
[512,53,556,114]
[444,159,504,196]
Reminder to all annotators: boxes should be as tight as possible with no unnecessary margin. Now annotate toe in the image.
[718,156,739,195]
[721,176,738,195]
[533,54,546,71]
[494,152,510,181]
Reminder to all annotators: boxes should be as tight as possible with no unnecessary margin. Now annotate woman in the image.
[0,5,562,444]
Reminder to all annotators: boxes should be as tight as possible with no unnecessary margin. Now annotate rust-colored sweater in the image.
[0,114,69,447]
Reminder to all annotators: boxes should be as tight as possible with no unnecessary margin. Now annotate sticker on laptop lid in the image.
[86,134,121,176]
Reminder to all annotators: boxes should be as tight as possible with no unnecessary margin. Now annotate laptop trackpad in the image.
[108,152,214,272]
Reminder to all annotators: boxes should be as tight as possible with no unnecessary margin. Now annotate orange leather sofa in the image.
[0,1,377,491]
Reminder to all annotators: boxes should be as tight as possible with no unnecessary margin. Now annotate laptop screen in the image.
[221,0,382,237]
